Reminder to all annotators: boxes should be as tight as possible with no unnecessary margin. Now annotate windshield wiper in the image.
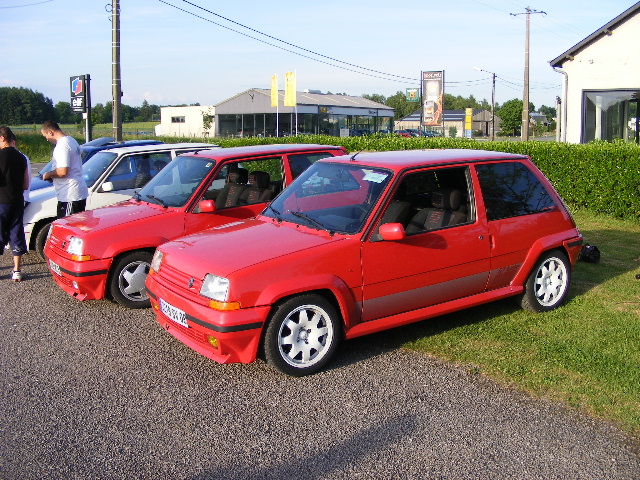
[146,194,167,208]
[291,211,332,233]
[266,204,282,222]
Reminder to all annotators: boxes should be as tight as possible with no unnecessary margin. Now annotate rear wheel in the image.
[263,294,340,376]
[519,251,570,312]
[108,251,153,308]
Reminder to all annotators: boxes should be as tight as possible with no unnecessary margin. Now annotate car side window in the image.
[475,161,557,221]
[372,166,473,240]
[105,152,173,192]
[288,153,334,179]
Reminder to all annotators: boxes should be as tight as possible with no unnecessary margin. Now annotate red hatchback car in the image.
[146,149,583,376]
[44,144,346,308]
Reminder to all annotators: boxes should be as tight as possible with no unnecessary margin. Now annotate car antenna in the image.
[349,151,361,161]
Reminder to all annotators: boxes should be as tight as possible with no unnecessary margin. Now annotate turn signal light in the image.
[208,300,240,311]
[70,254,91,261]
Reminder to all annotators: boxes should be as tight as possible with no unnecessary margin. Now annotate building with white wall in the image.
[157,105,215,138]
[550,2,640,144]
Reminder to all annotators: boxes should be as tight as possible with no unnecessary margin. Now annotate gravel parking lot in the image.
[1,251,639,479]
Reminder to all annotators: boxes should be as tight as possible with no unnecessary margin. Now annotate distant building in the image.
[395,109,500,137]
[159,89,394,138]
[550,2,640,143]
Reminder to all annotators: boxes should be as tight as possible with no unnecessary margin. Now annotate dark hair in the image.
[0,125,16,143]
[41,120,61,132]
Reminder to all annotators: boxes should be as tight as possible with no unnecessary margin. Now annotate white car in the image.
[25,142,217,257]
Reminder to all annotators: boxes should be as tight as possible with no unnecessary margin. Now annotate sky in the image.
[1,0,637,111]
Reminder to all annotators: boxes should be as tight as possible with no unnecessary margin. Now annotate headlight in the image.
[150,249,164,272]
[67,236,84,256]
[66,236,90,261]
[200,274,229,302]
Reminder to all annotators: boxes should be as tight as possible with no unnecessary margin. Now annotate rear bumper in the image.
[146,273,269,365]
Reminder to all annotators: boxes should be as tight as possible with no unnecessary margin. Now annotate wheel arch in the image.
[105,246,157,299]
[511,233,577,287]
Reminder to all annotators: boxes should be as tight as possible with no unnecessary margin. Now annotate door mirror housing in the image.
[199,199,216,213]
[379,223,406,241]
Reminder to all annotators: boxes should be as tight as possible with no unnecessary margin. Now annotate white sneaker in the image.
[12,271,22,282]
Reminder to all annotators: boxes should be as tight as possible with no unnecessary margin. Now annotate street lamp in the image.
[474,67,496,141]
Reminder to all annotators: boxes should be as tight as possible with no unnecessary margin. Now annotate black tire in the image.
[519,250,571,312]
[263,294,341,376]
[35,221,52,259]
[108,251,153,309]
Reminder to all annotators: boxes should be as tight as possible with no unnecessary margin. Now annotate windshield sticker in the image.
[362,170,388,184]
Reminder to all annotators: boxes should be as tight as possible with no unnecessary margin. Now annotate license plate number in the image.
[49,260,62,276]
[160,298,188,328]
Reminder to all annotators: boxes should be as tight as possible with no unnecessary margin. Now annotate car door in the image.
[359,165,491,323]
[182,156,286,236]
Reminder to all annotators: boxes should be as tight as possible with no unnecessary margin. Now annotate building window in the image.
[583,90,639,143]
[171,116,186,123]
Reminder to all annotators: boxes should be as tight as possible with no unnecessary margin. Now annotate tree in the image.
[361,93,386,104]
[0,86,56,124]
[497,99,523,136]
[385,91,417,120]
[539,105,557,119]
[54,101,81,124]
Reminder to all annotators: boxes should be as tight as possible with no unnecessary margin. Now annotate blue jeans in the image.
[0,201,27,256]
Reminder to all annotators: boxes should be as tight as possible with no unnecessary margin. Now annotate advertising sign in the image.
[70,75,87,113]
[422,71,444,127]
[406,88,419,102]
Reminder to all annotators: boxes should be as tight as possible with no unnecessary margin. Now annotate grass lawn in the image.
[384,209,640,436]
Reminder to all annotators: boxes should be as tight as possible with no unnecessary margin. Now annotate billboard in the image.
[70,75,87,113]
[422,71,444,127]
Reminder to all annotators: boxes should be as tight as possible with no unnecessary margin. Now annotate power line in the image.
[158,0,419,83]
[0,0,53,8]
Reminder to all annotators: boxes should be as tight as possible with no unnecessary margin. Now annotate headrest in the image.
[228,168,248,184]
[431,188,462,211]
[248,171,270,189]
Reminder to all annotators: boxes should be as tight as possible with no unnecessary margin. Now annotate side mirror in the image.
[199,199,216,213]
[379,223,406,241]
[101,181,114,193]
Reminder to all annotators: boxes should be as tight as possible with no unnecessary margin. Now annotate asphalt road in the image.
[1,252,639,480]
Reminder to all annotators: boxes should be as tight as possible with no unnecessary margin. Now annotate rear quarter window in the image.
[475,161,557,221]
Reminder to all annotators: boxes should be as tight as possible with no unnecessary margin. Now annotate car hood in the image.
[30,177,53,191]
[161,218,347,278]
[53,201,165,235]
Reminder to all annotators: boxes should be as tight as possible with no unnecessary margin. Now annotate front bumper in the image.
[45,247,111,301]
[146,272,269,365]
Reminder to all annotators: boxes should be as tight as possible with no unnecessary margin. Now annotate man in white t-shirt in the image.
[40,121,89,218]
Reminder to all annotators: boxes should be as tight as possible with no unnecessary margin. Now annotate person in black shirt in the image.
[0,126,29,281]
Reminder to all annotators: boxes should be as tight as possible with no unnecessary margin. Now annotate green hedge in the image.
[17,130,640,221]
[159,135,640,221]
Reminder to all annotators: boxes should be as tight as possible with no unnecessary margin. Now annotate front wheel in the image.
[108,251,153,309]
[263,294,341,376]
[519,251,571,312]
[35,221,52,259]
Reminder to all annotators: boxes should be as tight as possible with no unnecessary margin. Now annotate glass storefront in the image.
[217,113,393,137]
[583,90,640,143]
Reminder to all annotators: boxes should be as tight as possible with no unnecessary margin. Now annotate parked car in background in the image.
[423,130,444,137]
[44,144,347,308]
[26,142,213,257]
[394,130,411,137]
[146,149,583,376]
[30,137,164,191]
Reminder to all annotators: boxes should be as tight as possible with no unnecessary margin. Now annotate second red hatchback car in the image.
[44,144,346,308]
[146,149,583,376]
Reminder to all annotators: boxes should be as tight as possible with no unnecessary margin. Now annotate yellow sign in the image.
[271,74,278,107]
[284,72,296,107]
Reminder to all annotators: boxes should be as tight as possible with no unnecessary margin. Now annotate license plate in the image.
[49,259,62,276]
[160,298,188,328]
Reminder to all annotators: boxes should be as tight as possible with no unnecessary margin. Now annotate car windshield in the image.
[82,151,118,187]
[138,155,216,207]
[265,162,392,234]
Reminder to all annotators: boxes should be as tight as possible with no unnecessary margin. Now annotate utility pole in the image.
[111,0,122,141]
[511,7,545,141]
[474,67,496,141]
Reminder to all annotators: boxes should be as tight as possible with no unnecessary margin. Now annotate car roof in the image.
[80,139,162,152]
[190,143,345,161]
[319,149,529,170]
[89,142,216,155]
